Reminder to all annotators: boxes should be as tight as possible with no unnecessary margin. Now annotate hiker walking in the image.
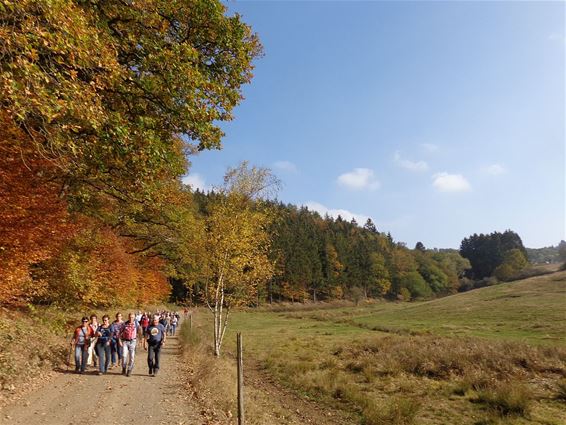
[140,313,150,338]
[71,317,94,374]
[143,314,166,376]
[95,315,112,375]
[87,314,99,368]
[110,312,124,369]
[120,312,138,377]
[170,314,178,336]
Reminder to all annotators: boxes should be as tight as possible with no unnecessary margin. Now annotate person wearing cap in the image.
[71,317,95,374]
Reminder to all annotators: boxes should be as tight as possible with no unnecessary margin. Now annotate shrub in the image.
[556,378,566,401]
[475,382,532,417]
[339,335,566,381]
[362,397,420,425]
[453,371,495,396]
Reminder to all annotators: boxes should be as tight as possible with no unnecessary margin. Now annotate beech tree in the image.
[201,163,279,356]
[1,0,261,204]
[0,0,261,306]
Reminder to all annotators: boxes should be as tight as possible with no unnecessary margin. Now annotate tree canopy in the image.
[459,230,527,280]
[0,0,261,307]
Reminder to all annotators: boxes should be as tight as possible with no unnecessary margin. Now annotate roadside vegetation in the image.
[0,306,76,406]
[216,271,566,424]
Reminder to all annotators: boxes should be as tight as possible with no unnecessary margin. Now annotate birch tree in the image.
[203,162,279,356]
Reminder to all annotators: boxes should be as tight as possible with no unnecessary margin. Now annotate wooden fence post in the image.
[237,332,244,425]
[189,314,192,330]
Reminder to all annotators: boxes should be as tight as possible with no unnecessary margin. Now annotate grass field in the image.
[217,270,566,424]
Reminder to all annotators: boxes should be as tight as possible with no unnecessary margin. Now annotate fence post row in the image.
[237,332,244,425]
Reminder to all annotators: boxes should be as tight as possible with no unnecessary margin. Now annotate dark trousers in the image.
[147,343,162,371]
[95,342,111,373]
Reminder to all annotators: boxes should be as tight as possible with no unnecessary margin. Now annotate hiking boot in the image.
[121,368,126,375]
[153,368,158,377]
[148,368,153,376]
[126,369,131,377]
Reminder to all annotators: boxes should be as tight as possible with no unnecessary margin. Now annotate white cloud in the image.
[304,201,369,224]
[432,172,471,192]
[394,151,429,172]
[482,163,507,176]
[273,160,298,173]
[548,33,566,43]
[421,143,439,152]
[337,168,380,191]
[182,173,208,191]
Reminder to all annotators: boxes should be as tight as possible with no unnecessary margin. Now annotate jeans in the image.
[121,340,136,372]
[170,324,177,336]
[95,342,111,373]
[147,343,162,372]
[110,338,122,365]
[74,345,88,372]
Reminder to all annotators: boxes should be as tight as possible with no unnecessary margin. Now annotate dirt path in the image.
[1,334,202,425]
[1,327,356,425]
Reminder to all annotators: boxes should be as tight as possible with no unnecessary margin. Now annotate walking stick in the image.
[66,334,73,372]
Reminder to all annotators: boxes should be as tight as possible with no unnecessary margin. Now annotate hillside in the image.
[284,269,566,345]
[209,271,566,424]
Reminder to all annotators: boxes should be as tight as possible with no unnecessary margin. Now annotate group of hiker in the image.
[71,310,181,377]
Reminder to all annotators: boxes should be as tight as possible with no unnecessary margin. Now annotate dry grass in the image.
[474,381,533,417]
[338,335,566,381]
[179,320,237,422]
[362,397,421,425]
[0,306,77,408]
[555,378,566,401]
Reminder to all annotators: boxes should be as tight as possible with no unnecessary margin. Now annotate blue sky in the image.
[183,1,565,249]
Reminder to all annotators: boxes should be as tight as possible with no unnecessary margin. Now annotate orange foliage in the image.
[0,114,170,307]
[89,228,170,306]
[31,221,171,307]
[0,115,77,305]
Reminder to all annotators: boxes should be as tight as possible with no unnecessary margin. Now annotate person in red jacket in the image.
[71,317,94,374]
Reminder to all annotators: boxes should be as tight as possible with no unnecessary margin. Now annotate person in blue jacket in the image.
[143,314,166,376]
[95,315,113,375]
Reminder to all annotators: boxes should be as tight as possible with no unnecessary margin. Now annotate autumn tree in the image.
[200,162,279,356]
[1,0,261,206]
[493,248,528,281]
[368,252,391,296]
[0,115,77,305]
[0,0,261,306]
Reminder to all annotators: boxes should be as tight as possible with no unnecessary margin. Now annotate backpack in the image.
[121,322,137,340]
[76,326,90,345]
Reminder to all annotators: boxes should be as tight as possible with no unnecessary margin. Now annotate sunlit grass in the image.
[216,271,566,424]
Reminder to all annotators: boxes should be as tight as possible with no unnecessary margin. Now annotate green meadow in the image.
[220,271,566,424]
